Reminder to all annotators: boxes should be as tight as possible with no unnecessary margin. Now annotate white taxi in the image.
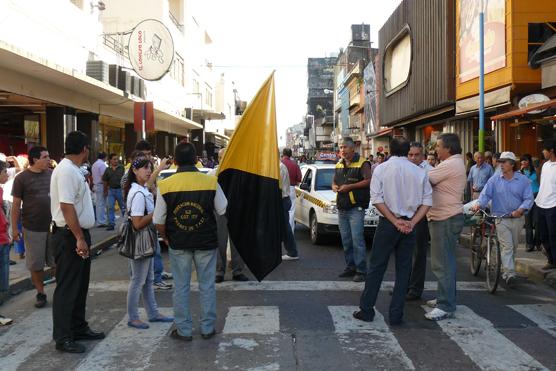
[294,164,379,244]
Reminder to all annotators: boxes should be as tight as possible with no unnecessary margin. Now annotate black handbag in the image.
[117,191,156,260]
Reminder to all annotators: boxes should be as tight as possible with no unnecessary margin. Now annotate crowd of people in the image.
[0,129,555,348]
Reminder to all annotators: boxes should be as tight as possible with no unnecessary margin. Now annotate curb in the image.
[0,235,118,304]
[459,233,556,290]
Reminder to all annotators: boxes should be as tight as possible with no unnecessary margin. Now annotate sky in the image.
[196,0,403,145]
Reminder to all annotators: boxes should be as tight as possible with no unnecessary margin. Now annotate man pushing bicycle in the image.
[471,152,534,286]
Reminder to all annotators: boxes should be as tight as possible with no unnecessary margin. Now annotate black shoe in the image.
[389,318,404,326]
[106,225,115,231]
[74,328,106,341]
[96,224,107,228]
[405,293,421,301]
[56,341,86,353]
[232,274,249,282]
[505,276,517,287]
[215,276,224,284]
[526,244,535,252]
[201,330,216,339]
[352,273,366,282]
[35,293,47,308]
[353,310,373,322]
[9,260,16,265]
[170,329,192,341]
[338,268,356,278]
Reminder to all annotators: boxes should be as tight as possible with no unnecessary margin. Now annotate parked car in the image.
[294,164,379,244]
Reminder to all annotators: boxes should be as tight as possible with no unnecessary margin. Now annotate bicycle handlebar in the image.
[472,209,512,219]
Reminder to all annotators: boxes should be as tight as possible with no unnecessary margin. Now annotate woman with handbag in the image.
[124,158,172,329]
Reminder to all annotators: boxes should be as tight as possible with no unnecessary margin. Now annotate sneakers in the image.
[215,275,224,284]
[106,225,115,231]
[352,273,366,282]
[232,274,249,282]
[338,268,356,278]
[43,277,56,285]
[0,315,13,326]
[425,308,454,321]
[35,293,47,308]
[505,276,516,287]
[153,281,172,290]
[426,299,437,308]
[282,254,299,261]
[161,271,173,280]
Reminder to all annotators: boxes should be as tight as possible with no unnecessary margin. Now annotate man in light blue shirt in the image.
[468,151,494,199]
[472,152,534,285]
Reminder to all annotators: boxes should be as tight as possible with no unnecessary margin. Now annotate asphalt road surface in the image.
[1,226,556,371]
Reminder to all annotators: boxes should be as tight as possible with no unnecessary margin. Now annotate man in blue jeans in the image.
[353,137,432,325]
[333,137,372,282]
[154,142,227,341]
[103,153,125,231]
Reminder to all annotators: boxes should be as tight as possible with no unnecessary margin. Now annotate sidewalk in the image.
[459,226,556,289]
[2,222,119,303]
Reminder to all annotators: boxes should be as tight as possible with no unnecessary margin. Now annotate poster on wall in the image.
[458,0,506,83]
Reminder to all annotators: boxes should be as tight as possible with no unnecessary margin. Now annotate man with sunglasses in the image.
[471,152,534,286]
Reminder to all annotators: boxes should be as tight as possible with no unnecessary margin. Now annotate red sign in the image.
[377,146,384,153]
[134,102,154,133]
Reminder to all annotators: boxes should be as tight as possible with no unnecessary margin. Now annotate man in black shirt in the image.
[102,153,125,231]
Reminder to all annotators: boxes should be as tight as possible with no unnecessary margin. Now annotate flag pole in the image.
[479,0,485,152]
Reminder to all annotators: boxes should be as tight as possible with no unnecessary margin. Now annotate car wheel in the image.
[310,212,324,245]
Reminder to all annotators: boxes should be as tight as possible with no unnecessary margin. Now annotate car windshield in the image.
[315,168,335,191]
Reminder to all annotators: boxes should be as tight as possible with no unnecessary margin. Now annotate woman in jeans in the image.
[124,158,172,329]
[520,154,540,252]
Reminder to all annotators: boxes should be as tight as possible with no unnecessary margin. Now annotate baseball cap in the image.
[499,151,517,162]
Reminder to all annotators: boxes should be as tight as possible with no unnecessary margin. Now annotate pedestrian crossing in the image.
[1,303,556,370]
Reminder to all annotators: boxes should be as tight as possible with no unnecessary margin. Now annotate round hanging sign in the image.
[128,19,174,81]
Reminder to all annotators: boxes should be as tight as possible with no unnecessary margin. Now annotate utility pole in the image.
[479,0,485,152]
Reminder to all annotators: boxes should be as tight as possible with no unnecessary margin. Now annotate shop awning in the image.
[368,127,393,138]
[0,41,202,134]
[490,98,556,121]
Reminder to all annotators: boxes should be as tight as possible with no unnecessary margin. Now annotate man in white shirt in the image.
[50,131,104,354]
[354,138,432,325]
[406,142,433,300]
[91,152,107,227]
[536,139,556,270]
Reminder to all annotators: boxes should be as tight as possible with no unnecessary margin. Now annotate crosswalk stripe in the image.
[223,306,280,334]
[217,306,282,370]
[422,305,547,371]
[0,310,53,371]
[328,306,415,370]
[75,308,173,371]
[509,304,556,339]
[90,280,498,292]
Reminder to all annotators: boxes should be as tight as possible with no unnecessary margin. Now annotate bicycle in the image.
[467,209,508,294]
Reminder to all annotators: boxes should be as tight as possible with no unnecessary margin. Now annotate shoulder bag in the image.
[117,190,156,259]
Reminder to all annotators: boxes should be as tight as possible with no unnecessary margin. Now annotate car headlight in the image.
[323,204,338,214]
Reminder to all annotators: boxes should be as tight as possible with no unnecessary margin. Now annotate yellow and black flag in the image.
[217,72,284,281]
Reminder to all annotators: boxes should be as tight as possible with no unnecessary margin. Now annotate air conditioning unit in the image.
[117,68,131,94]
[131,76,140,96]
[86,61,109,84]
[108,64,119,88]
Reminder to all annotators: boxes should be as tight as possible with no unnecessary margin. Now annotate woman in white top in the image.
[124,158,172,329]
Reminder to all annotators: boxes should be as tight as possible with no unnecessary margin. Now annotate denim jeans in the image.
[282,197,298,257]
[153,239,163,284]
[94,184,107,225]
[429,214,464,313]
[0,244,9,292]
[169,248,217,336]
[107,188,125,226]
[338,207,366,273]
[127,257,159,321]
[359,217,415,322]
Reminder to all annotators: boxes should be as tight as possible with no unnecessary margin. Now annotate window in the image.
[302,169,313,190]
[205,86,213,107]
[169,53,184,86]
[193,79,200,94]
[383,26,412,95]
[315,169,334,191]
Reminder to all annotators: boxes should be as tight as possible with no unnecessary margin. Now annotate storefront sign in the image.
[458,0,506,83]
[128,19,174,81]
[518,94,551,114]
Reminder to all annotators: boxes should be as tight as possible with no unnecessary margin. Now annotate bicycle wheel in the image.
[470,226,483,276]
[486,233,501,294]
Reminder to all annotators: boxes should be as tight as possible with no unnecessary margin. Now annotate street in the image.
[1,226,556,371]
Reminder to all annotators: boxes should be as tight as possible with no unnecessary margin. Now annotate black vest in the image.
[158,167,218,250]
[334,153,370,210]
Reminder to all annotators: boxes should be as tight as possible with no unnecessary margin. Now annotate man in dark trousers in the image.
[354,138,432,325]
[50,131,104,353]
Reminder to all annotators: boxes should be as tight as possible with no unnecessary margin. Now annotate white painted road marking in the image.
[0,310,53,371]
[422,305,547,371]
[75,308,173,371]
[223,306,279,334]
[509,304,556,339]
[328,306,415,370]
[90,280,499,292]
